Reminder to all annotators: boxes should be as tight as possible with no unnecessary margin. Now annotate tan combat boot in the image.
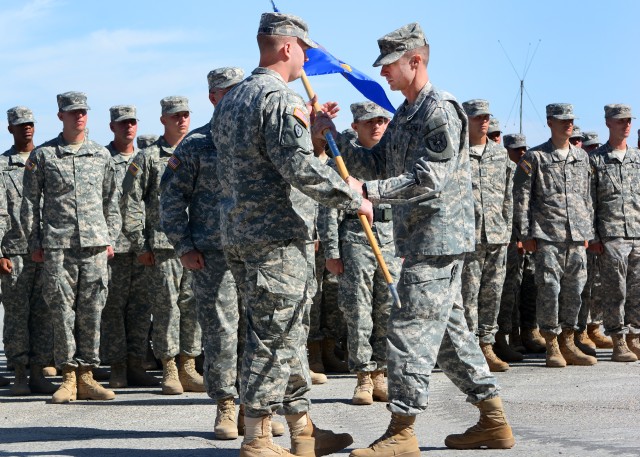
[587,323,613,348]
[322,338,349,373]
[161,358,184,395]
[109,361,128,388]
[29,365,57,394]
[10,364,31,396]
[240,415,295,457]
[445,396,515,449]
[52,366,77,403]
[178,354,205,392]
[352,372,374,405]
[611,334,638,362]
[626,334,640,358]
[371,370,388,402]
[42,366,57,376]
[508,328,526,353]
[215,397,238,440]
[558,329,597,366]
[494,332,524,362]
[77,366,116,400]
[480,343,509,372]
[288,412,353,457]
[307,340,325,374]
[541,331,567,368]
[350,413,419,457]
[574,329,597,356]
[521,327,546,353]
[127,355,160,386]
[310,370,327,385]
[238,405,285,437]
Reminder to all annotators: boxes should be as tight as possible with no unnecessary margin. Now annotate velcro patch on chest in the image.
[168,155,181,171]
[128,161,141,177]
[25,158,37,172]
[518,159,532,175]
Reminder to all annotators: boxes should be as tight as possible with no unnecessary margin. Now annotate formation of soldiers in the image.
[1,11,639,457]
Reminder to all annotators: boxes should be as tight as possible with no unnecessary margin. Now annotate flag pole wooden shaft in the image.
[301,70,401,308]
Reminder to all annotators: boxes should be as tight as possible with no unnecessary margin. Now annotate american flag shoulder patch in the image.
[25,158,37,172]
[518,159,532,176]
[168,155,181,171]
[292,107,309,129]
[128,161,140,177]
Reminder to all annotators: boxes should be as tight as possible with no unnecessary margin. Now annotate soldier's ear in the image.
[57,112,63,122]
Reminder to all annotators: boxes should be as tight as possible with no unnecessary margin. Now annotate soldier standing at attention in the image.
[588,104,640,361]
[315,23,515,456]
[211,12,370,457]
[121,96,204,396]
[461,100,515,372]
[514,103,597,368]
[100,105,158,388]
[487,118,502,144]
[21,92,121,403]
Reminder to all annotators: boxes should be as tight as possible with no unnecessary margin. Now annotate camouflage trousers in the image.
[42,247,108,369]
[596,238,640,335]
[534,240,587,335]
[1,254,53,367]
[497,243,538,333]
[308,245,343,341]
[387,254,499,416]
[577,251,604,331]
[461,244,508,344]
[100,253,152,364]
[224,239,311,418]
[149,250,201,360]
[338,240,400,372]
[192,249,245,401]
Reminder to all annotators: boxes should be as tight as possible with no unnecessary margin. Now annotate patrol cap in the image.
[257,12,317,49]
[373,22,428,67]
[57,91,90,112]
[582,131,600,147]
[546,103,576,120]
[7,106,36,125]
[109,105,138,123]
[462,99,492,117]
[488,118,501,134]
[136,134,158,149]
[570,125,583,139]
[604,104,634,119]
[503,133,527,149]
[161,96,190,115]
[208,67,244,91]
[350,101,392,122]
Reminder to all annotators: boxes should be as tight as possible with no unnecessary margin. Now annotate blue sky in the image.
[1,0,639,148]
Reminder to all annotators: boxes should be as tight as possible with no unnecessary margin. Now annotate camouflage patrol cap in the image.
[503,133,527,149]
[582,131,600,147]
[208,67,244,91]
[160,96,190,115]
[488,118,501,134]
[546,103,576,120]
[373,22,428,67]
[350,101,392,122]
[136,134,159,149]
[604,104,634,119]
[7,106,35,125]
[57,91,90,112]
[570,125,583,139]
[257,12,317,48]
[109,105,138,123]
[462,99,492,117]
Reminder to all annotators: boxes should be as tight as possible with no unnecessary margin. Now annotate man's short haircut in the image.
[406,45,430,67]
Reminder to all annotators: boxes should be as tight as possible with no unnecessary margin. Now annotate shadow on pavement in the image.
[0,449,236,457]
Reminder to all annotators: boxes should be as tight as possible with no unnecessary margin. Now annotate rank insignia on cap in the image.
[128,161,140,177]
[168,155,181,171]
[518,159,532,176]
[292,107,309,129]
[25,158,37,172]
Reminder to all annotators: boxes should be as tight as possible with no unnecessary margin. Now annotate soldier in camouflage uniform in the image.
[588,104,640,361]
[317,101,400,404]
[1,107,52,396]
[100,105,157,388]
[211,13,368,457]
[21,92,121,403]
[569,125,584,148]
[121,96,203,396]
[315,23,514,456]
[487,118,502,144]
[460,100,515,372]
[514,103,597,368]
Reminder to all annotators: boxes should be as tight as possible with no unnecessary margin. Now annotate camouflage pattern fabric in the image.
[308,245,343,341]
[577,251,603,331]
[498,243,537,333]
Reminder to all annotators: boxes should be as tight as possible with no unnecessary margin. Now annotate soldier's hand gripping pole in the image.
[301,70,401,308]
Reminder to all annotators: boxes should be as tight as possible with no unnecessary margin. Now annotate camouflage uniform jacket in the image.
[468,139,514,245]
[21,134,120,251]
[513,140,594,242]
[318,133,394,260]
[106,142,138,254]
[211,67,362,247]
[589,142,640,240]
[121,136,177,254]
[0,151,12,250]
[342,81,475,257]
[1,148,30,255]
[160,121,224,255]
